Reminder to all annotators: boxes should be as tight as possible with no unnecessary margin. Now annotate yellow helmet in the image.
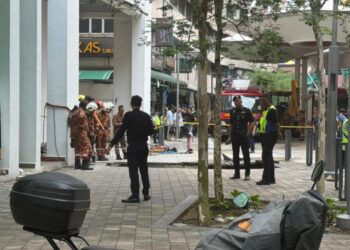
[78,95,86,101]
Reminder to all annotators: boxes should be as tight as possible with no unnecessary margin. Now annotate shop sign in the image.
[155,18,174,47]
[165,57,175,69]
[180,58,192,73]
[79,38,113,57]
[152,52,164,71]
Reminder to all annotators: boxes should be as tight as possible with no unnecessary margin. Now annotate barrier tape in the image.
[155,122,314,129]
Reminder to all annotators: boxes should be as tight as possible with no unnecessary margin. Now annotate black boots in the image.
[123,152,128,160]
[82,159,93,170]
[75,158,81,169]
[116,154,122,160]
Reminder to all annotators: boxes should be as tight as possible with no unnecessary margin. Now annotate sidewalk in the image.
[0,138,349,249]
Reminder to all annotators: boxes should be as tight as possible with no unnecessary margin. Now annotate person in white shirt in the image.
[166,106,174,140]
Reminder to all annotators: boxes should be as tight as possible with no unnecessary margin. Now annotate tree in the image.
[213,0,225,203]
[192,0,211,225]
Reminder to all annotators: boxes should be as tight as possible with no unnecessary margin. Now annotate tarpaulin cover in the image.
[196,190,327,250]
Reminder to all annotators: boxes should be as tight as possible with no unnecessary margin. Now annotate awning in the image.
[79,70,113,81]
[151,70,187,89]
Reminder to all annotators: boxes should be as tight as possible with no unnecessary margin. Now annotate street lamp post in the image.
[325,0,339,176]
[176,52,180,139]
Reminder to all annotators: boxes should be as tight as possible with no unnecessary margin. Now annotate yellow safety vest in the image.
[259,105,276,134]
[342,119,348,144]
[155,116,161,126]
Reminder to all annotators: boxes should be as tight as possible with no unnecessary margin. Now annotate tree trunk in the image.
[192,0,210,225]
[213,0,224,202]
[310,1,326,194]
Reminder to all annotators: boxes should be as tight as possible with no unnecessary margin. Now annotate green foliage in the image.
[249,194,261,210]
[325,198,347,227]
[231,189,241,198]
[248,69,293,92]
[210,198,233,211]
[239,29,290,62]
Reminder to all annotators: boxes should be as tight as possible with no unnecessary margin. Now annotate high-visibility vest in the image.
[155,116,161,126]
[259,105,276,134]
[342,119,349,144]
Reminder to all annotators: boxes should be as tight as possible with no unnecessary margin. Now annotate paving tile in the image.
[0,139,348,249]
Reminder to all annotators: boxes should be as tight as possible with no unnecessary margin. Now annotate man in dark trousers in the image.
[256,96,278,185]
[107,95,154,203]
[230,95,255,181]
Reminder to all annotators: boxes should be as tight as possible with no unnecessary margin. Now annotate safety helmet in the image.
[106,101,114,109]
[103,102,113,112]
[78,95,86,101]
[86,102,98,112]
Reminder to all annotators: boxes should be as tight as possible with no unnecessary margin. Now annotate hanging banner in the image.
[155,18,174,47]
[179,58,192,73]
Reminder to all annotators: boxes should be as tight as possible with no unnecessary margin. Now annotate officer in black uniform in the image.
[107,95,154,203]
[229,95,255,181]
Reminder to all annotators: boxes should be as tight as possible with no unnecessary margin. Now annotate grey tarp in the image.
[281,190,327,250]
[196,190,327,250]
[196,200,290,250]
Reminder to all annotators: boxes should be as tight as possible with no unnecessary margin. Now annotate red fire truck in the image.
[220,87,263,141]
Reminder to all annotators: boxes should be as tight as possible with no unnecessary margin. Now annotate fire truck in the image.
[220,87,263,141]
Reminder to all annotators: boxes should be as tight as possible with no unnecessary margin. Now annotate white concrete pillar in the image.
[131,4,152,113]
[19,0,42,170]
[113,16,132,110]
[46,0,79,165]
[41,0,48,143]
[0,0,20,177]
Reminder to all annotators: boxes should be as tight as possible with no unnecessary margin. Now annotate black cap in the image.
[233,95,241,101]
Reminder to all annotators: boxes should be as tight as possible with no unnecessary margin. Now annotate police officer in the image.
[107,95,154,203]
[230,95,255,181]
[257,96,278,185]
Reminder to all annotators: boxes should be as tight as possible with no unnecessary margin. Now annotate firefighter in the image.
[113,105,128,160]
[70,100,93,170]
[86,102,98,163]
[96,102,112,161]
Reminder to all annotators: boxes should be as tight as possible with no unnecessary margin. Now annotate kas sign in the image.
[79,38,113,57]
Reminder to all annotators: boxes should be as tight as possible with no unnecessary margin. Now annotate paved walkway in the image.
[0,138,349,249]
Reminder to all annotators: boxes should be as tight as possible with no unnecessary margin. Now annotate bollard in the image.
[305,129,313,166]
[159,126,165,146]
[336,142,350,229]
[284,130,292,161]
[335,139,341,190]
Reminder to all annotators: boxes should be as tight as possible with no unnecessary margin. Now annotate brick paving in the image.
[0,138,349,249]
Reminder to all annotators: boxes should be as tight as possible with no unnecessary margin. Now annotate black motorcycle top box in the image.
[10,172,90,234]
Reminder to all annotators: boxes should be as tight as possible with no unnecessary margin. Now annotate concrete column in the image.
[301,58,308,113]
[131,4,152,113]
[19,0,42,170]
[0,0,20,177]
[113,16,132,110]
[46,0,79,165]
[41,0,48,143]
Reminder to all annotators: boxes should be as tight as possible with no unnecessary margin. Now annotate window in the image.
[79,19,89,33]
[80,18,113,34]
[104,19,114,33]
[91,19,102,33]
